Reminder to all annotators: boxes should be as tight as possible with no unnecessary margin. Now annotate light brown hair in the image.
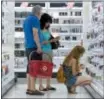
[63,45,85,71]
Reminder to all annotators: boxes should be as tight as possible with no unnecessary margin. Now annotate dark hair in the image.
[40,13,52,29]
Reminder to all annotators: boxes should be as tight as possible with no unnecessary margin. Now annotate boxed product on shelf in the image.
[2,65,9,77]
[86,1,104,97]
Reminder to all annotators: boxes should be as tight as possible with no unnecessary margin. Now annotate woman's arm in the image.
[42,36,60,44]
[49,36,60,43]
[71,59,77,76]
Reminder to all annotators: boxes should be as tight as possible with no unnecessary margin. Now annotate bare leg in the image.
[46,77,51,88]
[67,76,92,94]
[27,73,31,90]
[30,76,36,91]
[39,78,44,90]
[75,75,92,87]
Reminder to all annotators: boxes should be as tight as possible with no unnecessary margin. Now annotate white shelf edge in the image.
[14,68,58,73]
[59,33,81,36]
[91,83,104,97]
[51,24,83,26]
[15,7,47,12]
[48,7,83,11]
[59,40,81,43]
[57,16,82,19]
[15,49,25,51]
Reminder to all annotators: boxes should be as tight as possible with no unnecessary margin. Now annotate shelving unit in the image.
[2,2,15,96]
[86,1,104,97]
[14,2,83,74]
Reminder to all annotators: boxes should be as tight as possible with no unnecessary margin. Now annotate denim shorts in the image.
[65,76,77,87]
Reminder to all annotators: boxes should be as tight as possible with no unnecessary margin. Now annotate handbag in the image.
[56,65,66,83]
[49,35,60,49]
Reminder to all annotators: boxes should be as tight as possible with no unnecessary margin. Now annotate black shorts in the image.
[26,48,42,73]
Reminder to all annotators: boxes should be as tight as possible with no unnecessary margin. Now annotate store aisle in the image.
[3,79,92,98]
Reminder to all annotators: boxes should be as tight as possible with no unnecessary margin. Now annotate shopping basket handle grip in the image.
[29,51,52,61]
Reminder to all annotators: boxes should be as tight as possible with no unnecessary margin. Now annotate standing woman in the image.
[39,13,59,91]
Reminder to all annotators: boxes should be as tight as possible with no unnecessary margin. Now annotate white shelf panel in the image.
[14,68,26,72]
[91,83,104,97]
[58,16,82,19]
[14,16,82,20]
[15,49,25,51]
[15,18,25,20]
[59,33,81,36]
[90,49,103,54]
[15,25,23,27]
[53,56,65,59]
[59,40,80,43]
[48,7,82,11]
[58,48,71,50]
[51,24,83,27]
[2,73,14,88]
[15,7,47,12]
[15,32,24,38]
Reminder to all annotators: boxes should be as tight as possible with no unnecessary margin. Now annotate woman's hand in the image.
[42,41,49,45]
[50,36,60,42]
[55,36,60,40]
[80,64,85,69]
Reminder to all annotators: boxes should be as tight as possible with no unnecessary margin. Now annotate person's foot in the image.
[39,86,45,91]
[26,90,44,95]
[26,89,31,94]
[39,86,56,91]
[47,86,56,91]
[67,86,77,94]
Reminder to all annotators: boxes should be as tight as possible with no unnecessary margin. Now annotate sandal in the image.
[40,88,49,91]
[47,87,56,91]
[26,89,31,94]
[39,86,47,91]
[26,90,44,95]
[39,87,56,91]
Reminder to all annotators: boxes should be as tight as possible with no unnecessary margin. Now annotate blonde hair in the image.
[63,45,85,71]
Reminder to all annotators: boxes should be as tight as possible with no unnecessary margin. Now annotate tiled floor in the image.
[3,79,92,98]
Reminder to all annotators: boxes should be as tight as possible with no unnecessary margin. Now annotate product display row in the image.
[1,2,15,96]
[15,10,82,18]
[86,1,104,97]
[50,26,82,33]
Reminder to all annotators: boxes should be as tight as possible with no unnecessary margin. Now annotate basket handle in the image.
[29,51,52,62]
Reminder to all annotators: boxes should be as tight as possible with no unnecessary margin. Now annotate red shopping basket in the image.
[29,51,53,78]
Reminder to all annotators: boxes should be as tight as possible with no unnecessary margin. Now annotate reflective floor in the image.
[3,79,93,98]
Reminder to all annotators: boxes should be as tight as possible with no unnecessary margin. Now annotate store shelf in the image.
[59,40,81,43]
[15,32,24,38]
[53,56,65,59]
[15,25,23,28]
[48,7,82,11]
[2,73,14,88]
[58,48,71,50]
[51,24,83,27]
[58,16,82,19]
[91,82,104,97]
[59,33,81,36]
[15,49,25,51]
[14,68,26,72]
[15,7,47,12]
[15,18,25,20]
